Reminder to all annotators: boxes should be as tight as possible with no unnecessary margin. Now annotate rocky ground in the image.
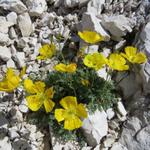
[0,0,150,150]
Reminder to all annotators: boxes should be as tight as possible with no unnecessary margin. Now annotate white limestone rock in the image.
[110,142,128,150]
[16,52,25,67]
[0,137,12,150]
[18,99,29,113]
[26,0,47,16]
[49,126,80,150]
[6,12,17,25]
[0,46,11,61]
[81,109,108,146]
[87,0,105,15]
[7,59,16,68]
[0,16,14,34]
[97,67,110,81]
[8,129,20,140]
[18,12,34,37]
[9,27,17,39]
[101,15,134,41]
[103,134,116,148]
[117,101,127,116]
[106,108,115,120]
[80,12,110,41]
[64,0,79,8]
[0,32,10,45]
[0,0,27,14]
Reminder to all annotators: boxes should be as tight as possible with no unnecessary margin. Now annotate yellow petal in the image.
[0,68,21,92]
[76,103,87,118]
[37,44,56,60]
[60,96,77,110]
[125,46,137,57]
[83,53,107,70]
[133,53,147,64]
[26,95,43,111]
[6,68,16,79]
[0,81,12,92]
[45,87,54,99]
[108,53,129,71]
[8,76,20,90]
[78,31,104,44]
[55,109,65,122]
[64,116,82,130]
[44,99,55,113]
[54,63,67,72]
[24,79,35,94]
[66,63,77,73]
[34,81,45,93]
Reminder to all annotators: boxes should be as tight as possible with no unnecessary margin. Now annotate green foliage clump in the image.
[45,67,117,113]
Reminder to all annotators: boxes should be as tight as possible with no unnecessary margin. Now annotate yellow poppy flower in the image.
[121,46,147,64]
[54,63,77,73]
[0,68,21,92]
[107,53,129,71]
[83,53,107,70]
[37,43,56,60]
[54,96,87,130]
[24,79,55,113]
[78,31,104,44]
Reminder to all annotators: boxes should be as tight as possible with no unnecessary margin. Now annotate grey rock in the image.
[135,21,150,94]
[12,138,32,150]
[17,37,29,48]
[116,71,141,99]
[0,46,11,61]
[9,107,23,123]
[0,0,27,14]
[119,117,148,150]
[79,0,90,7]
[18,12,34,37]
[136,125,150,149]
[81,109,108,146]
[0,112,8,129]
[6,12,17,25]
[26,0,47,16]
[80,12,110,41]
[101,15,134,41]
